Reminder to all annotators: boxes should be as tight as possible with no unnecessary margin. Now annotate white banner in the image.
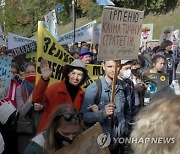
[8,32,36,49]
[159,26,174,43]
[91,23,102,44]
[11,42,37,57]
[58,20,96,45]
[98,7,144,61]
[140,23,153,47]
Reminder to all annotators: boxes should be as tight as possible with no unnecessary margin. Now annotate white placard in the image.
[140,23,153,47]
[43,9,59,39]
[0,101,16,124]
[159,26,174,43]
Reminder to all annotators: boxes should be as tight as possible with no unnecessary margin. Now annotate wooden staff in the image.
[110,60,119,103]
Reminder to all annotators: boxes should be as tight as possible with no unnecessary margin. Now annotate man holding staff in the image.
[81,60,131,153]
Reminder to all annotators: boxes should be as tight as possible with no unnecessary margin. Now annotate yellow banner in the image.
[36,24,103,89]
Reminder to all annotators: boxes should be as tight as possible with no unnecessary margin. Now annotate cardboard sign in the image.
[55,123,110,154]
[159,26,174,43]
[98,6,144,61]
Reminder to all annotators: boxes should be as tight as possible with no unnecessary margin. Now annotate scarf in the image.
[20,80,35,102]
[65,80,79,102]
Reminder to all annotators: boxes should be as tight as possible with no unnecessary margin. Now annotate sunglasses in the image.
[55,113,82,123]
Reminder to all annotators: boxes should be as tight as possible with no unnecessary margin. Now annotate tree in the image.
[112,0,178,14]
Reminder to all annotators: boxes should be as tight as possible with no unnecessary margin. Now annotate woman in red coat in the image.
[32,59,89,133]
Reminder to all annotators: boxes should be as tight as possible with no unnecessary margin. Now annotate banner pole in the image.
[110,60,119,103]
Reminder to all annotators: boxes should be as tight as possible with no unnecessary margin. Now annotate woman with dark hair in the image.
[5,62,21,108]
[24,104,83,154]
[156,40,176,84]
[32,59,89,133]
[16,62,44,154]
[143,55,166,76]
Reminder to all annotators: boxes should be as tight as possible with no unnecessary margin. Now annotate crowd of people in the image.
[0,37,180,154]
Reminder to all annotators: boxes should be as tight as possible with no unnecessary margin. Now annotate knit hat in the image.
[62,59,89,85]
[80,48,93,56]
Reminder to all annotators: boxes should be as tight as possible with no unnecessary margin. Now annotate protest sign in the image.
[98,6,144,61]
[11,41,37,57]
[58,21,96,45]
[173,29,180,40]
[55,123,110,154]
[37,24,103,88]
[159,26,174,43]
[10,42,37,71]
[8,32,36,50]
[0,56,13,100]
[91,23,102,44]
[140,23,153,47]
[43,9,59,39]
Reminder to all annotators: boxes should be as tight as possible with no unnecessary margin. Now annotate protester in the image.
[81,60,131,154]
[79,48,93,64]
[0,62,21,154]
[143,55,166,76]
[118,60,135,117]
[80,41,90,50]
[69,42,80,54]
[91,44,101,64]
[131,59,146,111]
[156,40,176,84]
[171,34,180,71]
[24,104,83,154]
[16,62,44,154]
[32,59,89,133]
[71,51,80,59]
[140,41,153,70]
[5,62,21,107]
[131,96,180,154]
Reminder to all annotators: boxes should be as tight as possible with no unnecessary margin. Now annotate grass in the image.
[59,5,180,40]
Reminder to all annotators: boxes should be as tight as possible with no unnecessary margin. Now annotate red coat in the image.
[32,78,84,133]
